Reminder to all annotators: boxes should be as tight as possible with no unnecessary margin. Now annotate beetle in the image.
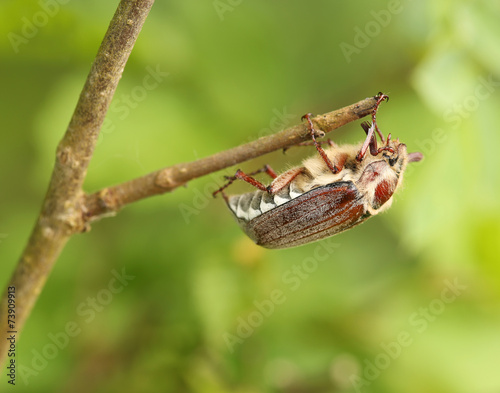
[213,93,423,249]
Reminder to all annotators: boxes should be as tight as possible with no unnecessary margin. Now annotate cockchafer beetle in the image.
[214,93,423,249]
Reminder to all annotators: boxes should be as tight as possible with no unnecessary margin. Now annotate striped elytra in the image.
[228,181,369,249]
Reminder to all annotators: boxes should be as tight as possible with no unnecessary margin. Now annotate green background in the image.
[1,1,500,392]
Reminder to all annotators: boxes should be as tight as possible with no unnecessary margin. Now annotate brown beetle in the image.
[214,94,423,249]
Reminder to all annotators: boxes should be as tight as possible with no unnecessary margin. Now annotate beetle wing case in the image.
[227,181,369,249]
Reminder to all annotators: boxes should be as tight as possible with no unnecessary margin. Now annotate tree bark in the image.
[0,0,155,368]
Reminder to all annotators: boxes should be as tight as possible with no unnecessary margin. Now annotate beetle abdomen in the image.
[229,181,368,249]
[228,184,303,222]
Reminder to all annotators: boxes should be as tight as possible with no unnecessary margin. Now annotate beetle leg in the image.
[357,122,376,160]
[233,170,269,191]
[283,138,338,155]
[326,139,338,148]
[213,165,278,198]
[283,139,337,154]
[302,113,343,174]
[259,164,278,179]
[356,93,389,161]
[372,93,389,142]
[212,169,267,200]
[376,146,395,155]
[360,121,379,156]
[268,167,305,194]
[360,121,395,157]
[234,164,278,180]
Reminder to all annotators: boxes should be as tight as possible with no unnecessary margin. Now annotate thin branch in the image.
[83,95,380,221]
[0,0,155,367]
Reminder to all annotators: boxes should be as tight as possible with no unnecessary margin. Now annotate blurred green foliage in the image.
[1,1,500,392]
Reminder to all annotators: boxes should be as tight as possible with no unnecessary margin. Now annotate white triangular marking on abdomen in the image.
[289,184,303,199]
[260,194,276,213]
[247,207,261,220]
[274,194,290,206]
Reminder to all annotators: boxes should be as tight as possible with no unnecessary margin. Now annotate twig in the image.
[83,95,380,220]
[0,0,155,368]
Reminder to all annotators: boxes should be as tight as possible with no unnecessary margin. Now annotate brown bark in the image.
[0,0,155,368]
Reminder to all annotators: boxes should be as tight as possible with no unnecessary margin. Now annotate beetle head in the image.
[355,118,423,212]
[357,141,413,212]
